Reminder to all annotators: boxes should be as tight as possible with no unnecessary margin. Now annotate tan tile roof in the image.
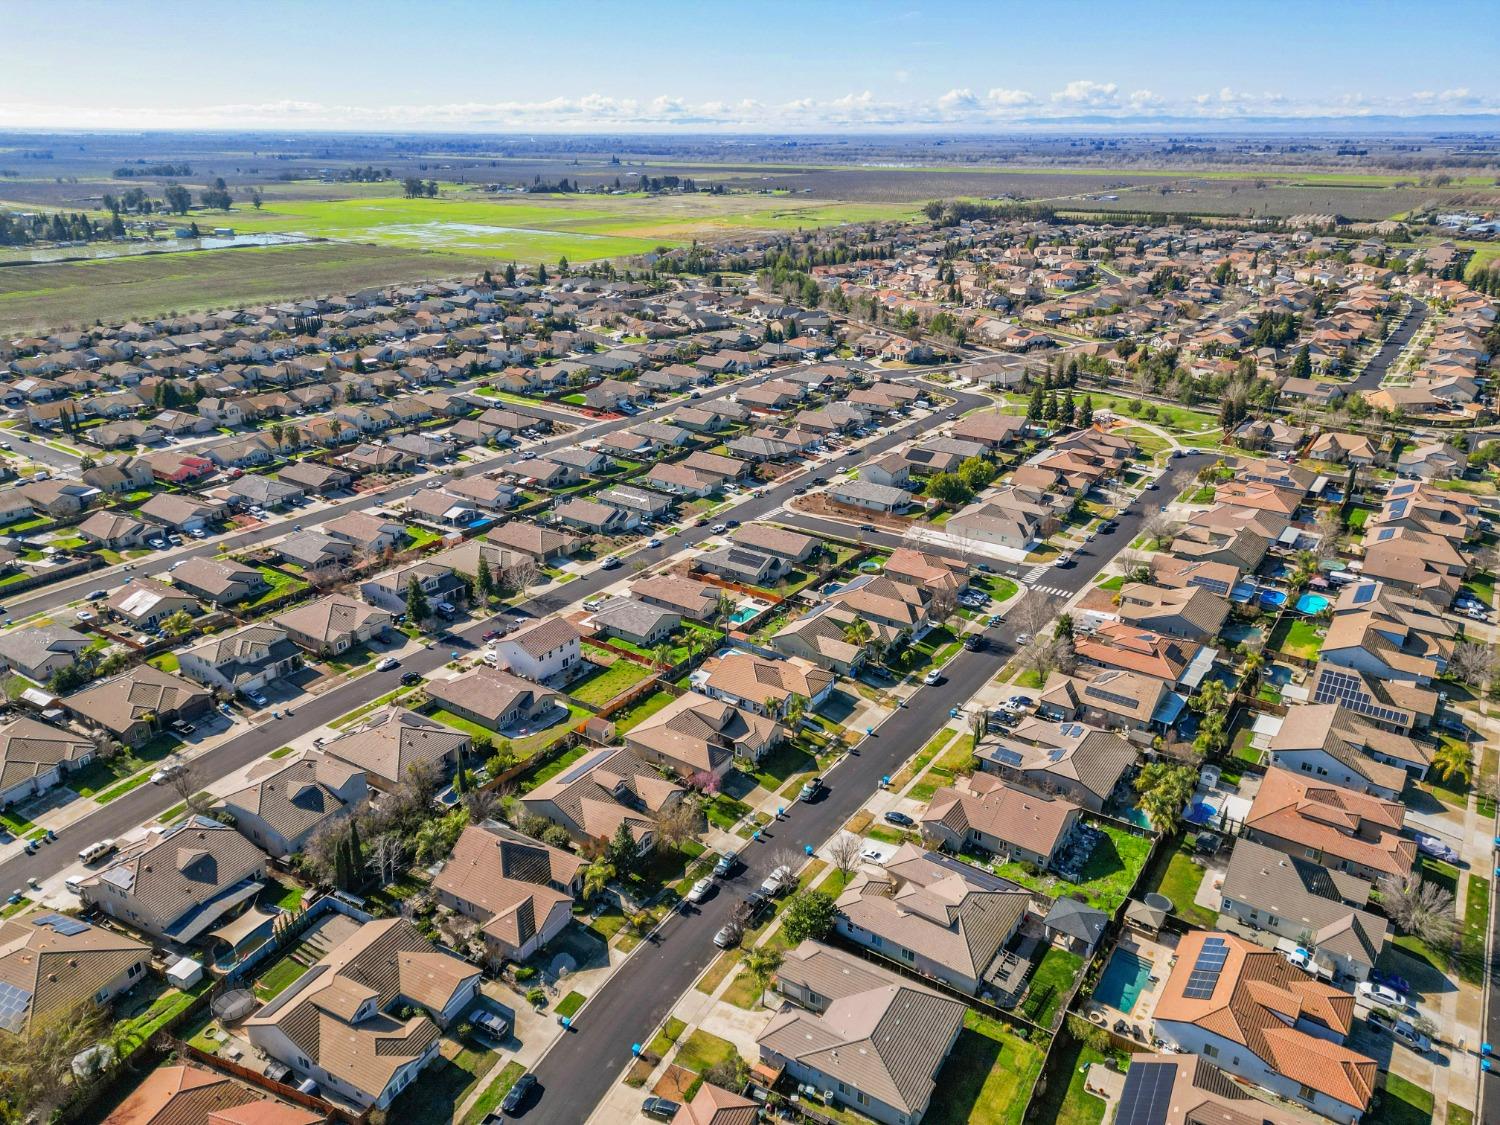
[0,715,95,794]
[625,692,781,775]
[0,910,148,1036]
[433,824,577,950]
[760,940,966,1116]
[64,665,211,738]
[698,652,833,711]
[103,1063,321,1125]
[922,775,1079,859]
[221,750,367,847]
[321,707,467,786]
[273,595,390,648]
[424,666,561,727]
[1154,931,1375,1113]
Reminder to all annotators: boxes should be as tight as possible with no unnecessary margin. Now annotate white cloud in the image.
[1127,89,1161,110]
[937,88,981,112]
[1051,80,1118,107]
[986,88,1037,108]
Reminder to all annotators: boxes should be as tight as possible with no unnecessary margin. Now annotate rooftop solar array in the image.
[1351,583,1377,605]
[0,981,33,1033]
[1115,1059,1176,1125]
[1312,668,1409,727]
[1182,936,1229,999]
[988,747,1025,767]
[32,913,90,936]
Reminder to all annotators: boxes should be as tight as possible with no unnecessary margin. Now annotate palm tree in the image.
[582,861,615,906]
[842,619,874,646]
[784,693,807,732]
[1432,740,1473,786]
[1192,680,1229,714]
[741,946,784,1009]
[651,641,672,670]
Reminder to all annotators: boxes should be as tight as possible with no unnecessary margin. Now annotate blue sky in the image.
[3,0,1496,131]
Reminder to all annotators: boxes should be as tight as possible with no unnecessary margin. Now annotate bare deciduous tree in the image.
[1142,512,1180,547]
[1450,641,1496,687]
[1020,633,1074,683]
[167,762,212,816]
[827,832,864,883]
[653,800,703,853]
[370,833,407,887]
[1377,873,1458,950]
[504,559,541,591]
[0,1002,108,1120]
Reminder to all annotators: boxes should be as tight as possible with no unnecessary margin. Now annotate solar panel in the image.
[32,913,90,936]
[0,982,32,1033]
[990,747,1025,767]
[1182,936,1229,999]
[1115,1059,1176,1125]
[1351,583,1376,605]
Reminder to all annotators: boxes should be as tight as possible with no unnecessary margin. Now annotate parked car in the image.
[883,810,914,828]
[1413,832,1459,863]
[86,589,108,601]
[686,877,714,903]
[472,1009,512,1041]
[1052,552,1074,568]
[599,556,621,570]
[1391,1020,1432,1053]
[375,657,400,672]
[642,1097,681,1121]
[500,1072,537,1115]
[1356,981,1407,1010]
[169,720,195,737]
[1370,969,1410,996]
[713,850,739,877]
[798,777,822,802]
[712,921,742,949]
[646,537,662,548]
[150,763,185,785]
[922,669,942,686]
[760,865,794,896]
[400,671,422,685]
[710,523,728,534]
[964,634,986,652]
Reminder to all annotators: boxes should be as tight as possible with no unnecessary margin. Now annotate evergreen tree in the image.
[1026,384,1045,421]
[475,556,493,600]
[536,262,548,284]
[406,575,430,624]
[1042,390,1059,421]
[1291,344,1312,379]
[347,819,363,878]
[504,263,516,285]
[1079,395,1094,427]
[1060,390,1076,426]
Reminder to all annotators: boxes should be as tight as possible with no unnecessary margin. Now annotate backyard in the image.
[1267,616,1324,661]
[568,653,656,708]
[924,1011,1044,1125]
[1141,838,1218,928]
[988,823,1153,913]
[1024,946,1084,1028]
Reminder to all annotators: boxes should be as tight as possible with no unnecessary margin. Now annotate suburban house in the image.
[274,594,393,657]
[139,492,220,532]
[921,773,1081,870]
[625,691,782,776]
[1266,702,1428,800]
[695,650,835,717]
[483,520,581,565]
[835,843,1031,998]
[491,617,582,683]
[518,744,685,850]
[76,816,267,943]
[588,596,680,647]
[1038,666,1181,733]
[976,718,1136,812]
[433,821,583,961]
[1218,838,1387,983]
[0,624,90,683]
[178,622,302,697]
[630,574,724,622]
[219,749,370,858]
[360,560,469,616]
[77,510,147,549]
[277,460,353,494]
[101,1064,322,1125]
[827,479,913,514]
[323,511,407,555]
[0,910,149,1038]
[321,706,468,791]
[1151,930,1376,1123]
[277,530,355,572]
[63,664,212,747]
[169,556,269,607]
[424,666,565,734]
[245,917,482,1109]
[694,544,786,587]
[759,940,966,1125]
[1244,767,1415,883]
[0,715,97,807]
[1114,583,1230,641]
[106,578,200,630]
[731,523,819,564]
[1110,1053,1328,1125]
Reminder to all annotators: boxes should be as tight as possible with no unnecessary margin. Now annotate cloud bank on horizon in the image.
[2,83,1495,132]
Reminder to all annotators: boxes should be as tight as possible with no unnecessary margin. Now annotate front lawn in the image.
[1464,571,1496,607]
[1461,873,1490,985]
[460,1061,527,1125]
[673,1028,741,1075]
[428,702,589,761]
[908,734,976,803]
[67,732,183,799]
[1380,1073,1435,1125]
[387,1043,498,1125]
[924,1010,1044,1125]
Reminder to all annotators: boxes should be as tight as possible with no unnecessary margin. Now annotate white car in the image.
[1356,981,1406,1010]
[686,877,714,904]
[922,669,942,685]
[375,657,400,672]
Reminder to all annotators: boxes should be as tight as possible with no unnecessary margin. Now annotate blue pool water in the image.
[1266,665,1293,687]
[1095,950,1154,1013]
[1230,582,1256,603]
[729,606,759,625]
[1295,593,1330,614]
[1257,588,1287,608]
[1186,801,1218,824]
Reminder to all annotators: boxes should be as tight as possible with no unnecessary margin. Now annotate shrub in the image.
[525,987,547,1007]
[514,966,537,982]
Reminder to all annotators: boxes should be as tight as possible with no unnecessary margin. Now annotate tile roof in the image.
[0,910,148,1036]
[0,716,97,794]
[321,707,467,786]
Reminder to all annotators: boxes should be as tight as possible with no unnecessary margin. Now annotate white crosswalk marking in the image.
[1021,565,1050,584]
[1030,584,1073,598]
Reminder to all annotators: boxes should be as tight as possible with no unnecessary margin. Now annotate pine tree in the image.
[1026,384,1045,421]
[1042,390,1059,421]
[406,576,430,624]
[347,819,363,878]
[475,556,493,600]
[1079,395,1094,427]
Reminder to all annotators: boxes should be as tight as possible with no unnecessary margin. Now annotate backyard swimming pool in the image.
[1295,593,1330,615]
[1257,588,1287,608]
[1094,949,1155,1014]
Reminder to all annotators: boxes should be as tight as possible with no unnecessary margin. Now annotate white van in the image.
[78,839,116,865]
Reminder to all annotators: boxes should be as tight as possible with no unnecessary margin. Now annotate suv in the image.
[760,865,794,896]
[798,777,822,802]
[713,850,739,877]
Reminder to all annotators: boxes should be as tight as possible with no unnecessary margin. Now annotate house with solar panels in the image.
[1151,930,1377,1123]
[1111,1053,1323,1125]
[0,909,149,1036]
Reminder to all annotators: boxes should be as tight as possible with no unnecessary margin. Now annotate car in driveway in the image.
[1356,981,1408,1010]
[642,1096,681,1120]
[1412,832,1459,863]
[472,1009,512,1041]
[375,657,400,672]
[882,810,914,828]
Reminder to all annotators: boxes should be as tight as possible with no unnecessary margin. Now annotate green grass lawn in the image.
[609,687,675,732]
[111,982,204,1054]
[1024,946,1084,1027]
[1027,1034,1119,1125]
[567,657,654,708]
[460,1061,528,1125]
[1095,574,1126,591]
[428,703,588,760]
[388,1043,498,1125]
[254,955,313,1001]
[892,726,957,791]
[908,734,977,803]
[990,824,1151,913]
[1146,843,1218,927]
[248,566,309,608]
[673,1028,741,1075]
[1464,571,1496,606]
[1268,617,1324,661]
[924,1011,1044,1125]
[555,991,586,1018]
[261,877,306,911]
[1380,1073,1434,1125]
[147,652,180,673]
[1461,873,1490,985]
[67,732,182,798]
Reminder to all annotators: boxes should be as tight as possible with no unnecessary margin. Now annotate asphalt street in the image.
[519,451,1214,1125]
[1347,297,1428,395]
[0,378,989,892]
